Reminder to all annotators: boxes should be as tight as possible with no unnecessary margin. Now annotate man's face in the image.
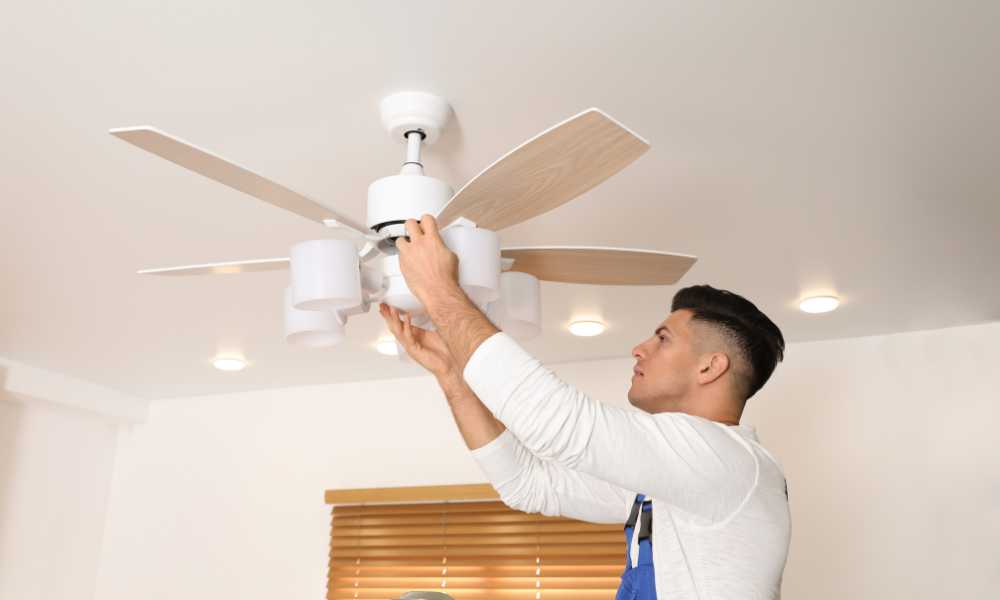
[627,309,701,412]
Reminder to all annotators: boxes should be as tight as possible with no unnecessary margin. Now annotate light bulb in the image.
[799,295,840,314]
[568,320,606,337]
[375,337,399,356]
[213,356,247,371]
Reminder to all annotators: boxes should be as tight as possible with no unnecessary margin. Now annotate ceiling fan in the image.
[110,91,696,351]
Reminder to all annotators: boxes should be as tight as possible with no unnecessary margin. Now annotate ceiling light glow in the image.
[213,356,247,371]
[568,320,607,337]
[375,337,399,356]
[799,295,840,314]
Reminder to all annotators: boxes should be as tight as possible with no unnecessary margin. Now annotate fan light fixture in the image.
[213,356,247,371]
[115,92,701,351]
[568,320,606,337]
[284,286,347,347]
[799,295,840,314]
[375,337,399,356]
[486,271,542,340]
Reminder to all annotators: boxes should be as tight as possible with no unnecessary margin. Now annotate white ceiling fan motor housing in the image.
[367,173,453,237]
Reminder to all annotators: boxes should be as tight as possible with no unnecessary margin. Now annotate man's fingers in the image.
[402,313,418,347]
[419,214,442,241]
[380,303,404,339]
[385,305,422,356]
[403,218,423,240]
[379,304,397,335]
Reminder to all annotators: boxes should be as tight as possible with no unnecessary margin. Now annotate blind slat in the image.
[329,576,622,589]
[331,532,623,548]
[330,589,619,599]
[331,521,618,537]
[333,500,523,516]
[331,544,624,559]
[332,513,577,527]
[329,565,624,577]
[331,554,624,566]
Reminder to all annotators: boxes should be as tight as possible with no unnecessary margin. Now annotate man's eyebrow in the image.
[655,325,671,337]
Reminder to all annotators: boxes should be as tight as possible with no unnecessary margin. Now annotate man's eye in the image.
[658,335,666,342]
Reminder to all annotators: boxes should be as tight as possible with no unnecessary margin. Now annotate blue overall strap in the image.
[617,494,657,600]
[636,499,654,567]
[622,493,646,568]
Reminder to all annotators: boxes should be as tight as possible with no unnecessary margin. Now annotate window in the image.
[327,484,623,599]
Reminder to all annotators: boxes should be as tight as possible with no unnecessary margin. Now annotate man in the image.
[379,214,791,600]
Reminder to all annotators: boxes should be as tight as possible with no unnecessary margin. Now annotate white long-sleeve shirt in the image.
[464,332,791,600]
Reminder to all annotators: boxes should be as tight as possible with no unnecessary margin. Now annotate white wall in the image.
[0,358,144,600]
[0,397,120,600]
[741,320,1000,599]
[94,322,1000,600]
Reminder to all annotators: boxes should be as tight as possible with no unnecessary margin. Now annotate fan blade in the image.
[501,246,696,286]
[110,127,369,232]
[138,258,289,276]
[436,109,649,232]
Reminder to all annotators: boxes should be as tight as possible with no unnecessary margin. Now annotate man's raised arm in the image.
[438,371,633,524]
[380,302,632,524]
[394,215,756,525]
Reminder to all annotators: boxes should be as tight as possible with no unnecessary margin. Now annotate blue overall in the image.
[615,493,657,599]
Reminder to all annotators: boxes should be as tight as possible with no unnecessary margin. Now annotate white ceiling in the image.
[2,1,998,400]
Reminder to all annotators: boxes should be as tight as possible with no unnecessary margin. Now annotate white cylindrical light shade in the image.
[441,226,500,306]
[337,297,370,318]
[487,272,541,340]
[381,254,426,314]
[284,287,346,347]
[290,239,361,310]
[360,265,385,296]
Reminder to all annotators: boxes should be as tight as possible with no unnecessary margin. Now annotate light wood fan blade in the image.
[110,127,369,232]
[138,257,289,276]
[501,246,696,285]
[436,109,649,232]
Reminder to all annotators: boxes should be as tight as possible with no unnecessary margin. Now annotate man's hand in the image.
[395,213,500,373]
[394,214,462,308]
[379,302,506,451]
[380,216,506,453]
[378,302,457,380]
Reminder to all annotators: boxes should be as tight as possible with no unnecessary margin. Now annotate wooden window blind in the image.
[327,484,624,599]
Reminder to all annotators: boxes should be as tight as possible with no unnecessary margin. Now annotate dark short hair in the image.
[671,284,785,400]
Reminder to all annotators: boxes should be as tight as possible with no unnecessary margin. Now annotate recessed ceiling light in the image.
[213,356,247,371]
[375,336,399,356]
[568,320,607,337]
[799,295,840,314]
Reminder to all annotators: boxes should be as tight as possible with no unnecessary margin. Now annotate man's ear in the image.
[696,352,730,385]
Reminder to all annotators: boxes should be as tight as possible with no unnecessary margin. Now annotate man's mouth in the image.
[633,366,643,377]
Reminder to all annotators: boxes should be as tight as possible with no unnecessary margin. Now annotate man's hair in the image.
[671,284,785,401]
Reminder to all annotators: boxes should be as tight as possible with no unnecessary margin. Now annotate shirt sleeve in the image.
[470,428,634,524]
[463,332,757,523]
